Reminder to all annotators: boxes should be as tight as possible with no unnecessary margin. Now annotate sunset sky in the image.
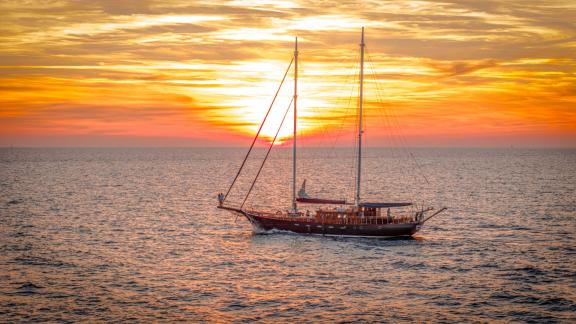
[1,0,575,147]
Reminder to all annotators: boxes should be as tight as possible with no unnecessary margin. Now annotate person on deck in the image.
[217,193,224,207]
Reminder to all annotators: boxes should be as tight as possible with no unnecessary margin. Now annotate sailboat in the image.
[218,28,446,237]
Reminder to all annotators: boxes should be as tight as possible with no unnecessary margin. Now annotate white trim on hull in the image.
[254,230,418,239]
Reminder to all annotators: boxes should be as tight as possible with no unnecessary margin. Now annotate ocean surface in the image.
[0,147,574,322]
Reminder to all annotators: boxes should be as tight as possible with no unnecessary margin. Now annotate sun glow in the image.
[211,58,353,142]
[1,0,575,147]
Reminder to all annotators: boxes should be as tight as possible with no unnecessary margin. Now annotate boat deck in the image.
[246,210,418,225]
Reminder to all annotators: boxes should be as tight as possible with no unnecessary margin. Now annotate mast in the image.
[355,27,365,207]
[292,37,298,211]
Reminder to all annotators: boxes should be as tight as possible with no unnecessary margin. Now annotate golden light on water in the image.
[0,0,575,147]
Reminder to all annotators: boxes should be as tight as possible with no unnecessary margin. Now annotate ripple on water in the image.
[11,256,76,268]
[0,148,574,322]
[7,282,43,296]
[6,198,23,205]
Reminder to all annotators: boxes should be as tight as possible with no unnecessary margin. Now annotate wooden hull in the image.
[242,211,420,237]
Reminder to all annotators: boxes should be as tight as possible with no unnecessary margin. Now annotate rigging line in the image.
[330,51,360,153]
[301,51,358,159]
[364,49,420,206]
[346,53,361,201]
[309,48,360,200]
[296,51,338,159]
[329,51,359,145]
[367,55,423,199]
[241,97,294,209]
[365,52,404,155]
[366,50,430,186]
[348,52,361,201]
[224,57,294,202]
[352,53,361,203]
[364,51,407,153]
[366,52,407,146]
[365,50,429,211]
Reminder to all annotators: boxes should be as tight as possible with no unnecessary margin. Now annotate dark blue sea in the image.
[1,148,575,322]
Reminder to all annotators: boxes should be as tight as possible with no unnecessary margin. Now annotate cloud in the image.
[0,0,575,146]
[425,59,499,77]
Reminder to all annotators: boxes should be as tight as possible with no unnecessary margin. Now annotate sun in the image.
[215,60,335,142]
[198,53,361,144]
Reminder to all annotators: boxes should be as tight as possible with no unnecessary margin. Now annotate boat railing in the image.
[247,210,416,225]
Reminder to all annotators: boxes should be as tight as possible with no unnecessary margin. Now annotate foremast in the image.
[355,27,365,207]
[292,37,298,211]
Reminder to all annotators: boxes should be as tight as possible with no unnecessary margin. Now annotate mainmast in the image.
[355,27,365,207]
[292,37,298,211]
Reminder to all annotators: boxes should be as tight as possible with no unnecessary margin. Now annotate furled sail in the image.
[359,202,413,208]
[296,180,347,204]
[296,197,347,204]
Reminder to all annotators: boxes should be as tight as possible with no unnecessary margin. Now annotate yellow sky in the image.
[0,0,575,147]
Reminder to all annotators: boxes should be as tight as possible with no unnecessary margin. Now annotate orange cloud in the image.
[0,0,575,147]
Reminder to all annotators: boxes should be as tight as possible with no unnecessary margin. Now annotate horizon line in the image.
[1,146,575,150]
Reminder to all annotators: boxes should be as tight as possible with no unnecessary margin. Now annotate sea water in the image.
[0,148,574,322]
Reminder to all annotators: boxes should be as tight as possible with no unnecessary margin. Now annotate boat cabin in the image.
[310,202,415,225]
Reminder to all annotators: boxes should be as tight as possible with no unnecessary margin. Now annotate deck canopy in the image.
[360,202,412,208]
